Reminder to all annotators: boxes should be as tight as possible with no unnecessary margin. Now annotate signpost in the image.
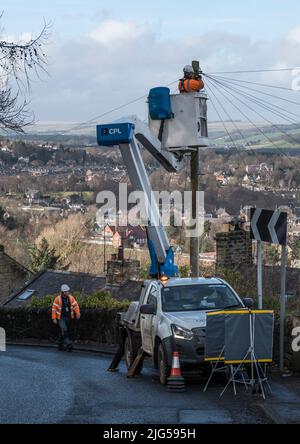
[250,208,287,372]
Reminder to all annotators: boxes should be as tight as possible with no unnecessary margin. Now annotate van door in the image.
[140,285,158,354]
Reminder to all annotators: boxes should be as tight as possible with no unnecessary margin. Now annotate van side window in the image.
[147,286,158,313]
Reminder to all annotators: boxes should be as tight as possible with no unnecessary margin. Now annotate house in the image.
[102,225,122,248]
[123,225,148,248]
[216,208,231,220]
[94,224,148,249]
[0,245,34,305]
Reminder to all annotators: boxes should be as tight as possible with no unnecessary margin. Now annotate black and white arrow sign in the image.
[250,208,287,245]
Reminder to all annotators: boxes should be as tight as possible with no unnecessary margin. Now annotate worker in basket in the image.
[52,284,80,352]
[179,64,204,93]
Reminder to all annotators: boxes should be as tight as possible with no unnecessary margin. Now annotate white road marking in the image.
[251,208,262,241]
[268,211,280,244]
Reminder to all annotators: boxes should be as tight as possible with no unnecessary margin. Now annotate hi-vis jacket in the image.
[51,294,80,320]
[178,78,205,93]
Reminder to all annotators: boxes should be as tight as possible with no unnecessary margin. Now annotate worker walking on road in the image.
[52,284,80,352]
[179,64,205,93]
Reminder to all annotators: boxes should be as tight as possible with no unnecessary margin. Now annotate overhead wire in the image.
[204,74,300,93]
[205,74,300,151]
[205,82,256,154]
[205,83,273,208]
[55,79,179,136]
[205,76,285,150]
[204,75,300,169]
[207,76,300,123]
[205,74,299,126]
[207,67,300,75]
[207,74,300,108]
[56,94,149,135]
[33,67,300,136]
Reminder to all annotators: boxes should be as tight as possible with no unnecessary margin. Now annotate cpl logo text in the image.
[102,128,122,136]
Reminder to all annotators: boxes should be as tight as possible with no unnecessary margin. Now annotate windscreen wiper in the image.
[223,304,242,309]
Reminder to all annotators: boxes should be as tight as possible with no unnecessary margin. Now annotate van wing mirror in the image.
[243,297,254,309]
[140,304,155,315]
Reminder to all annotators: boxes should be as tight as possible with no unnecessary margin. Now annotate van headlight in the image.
[171,324,194,341]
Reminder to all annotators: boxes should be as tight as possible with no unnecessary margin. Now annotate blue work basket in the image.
[148,87,173,120]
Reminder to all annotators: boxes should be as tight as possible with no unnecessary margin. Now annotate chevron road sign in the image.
[250,208,287,245]
[250,207,287,370]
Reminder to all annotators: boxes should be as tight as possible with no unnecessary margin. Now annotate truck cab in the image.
[121,277,250,384]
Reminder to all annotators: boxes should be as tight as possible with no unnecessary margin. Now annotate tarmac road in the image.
[0,346,282,424]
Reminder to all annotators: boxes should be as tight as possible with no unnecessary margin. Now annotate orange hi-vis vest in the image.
[179,78,205,93]
[52,294,80,320]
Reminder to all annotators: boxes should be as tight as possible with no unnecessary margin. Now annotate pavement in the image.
[7,339,118,355]
[1,345,300,424]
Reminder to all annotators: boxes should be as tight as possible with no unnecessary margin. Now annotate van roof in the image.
[162,277,224,287]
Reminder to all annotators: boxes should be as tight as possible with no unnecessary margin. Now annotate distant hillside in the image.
[3,120,300,153]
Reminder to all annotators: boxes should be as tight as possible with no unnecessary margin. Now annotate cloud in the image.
[27,21,300,125]
[88,20,148,45]
[287,27,300,44]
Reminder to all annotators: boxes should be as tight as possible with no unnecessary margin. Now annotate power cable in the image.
[56,79,178,136]
[206,75,300,149]
[205,82,272,208]
[204,74,299,93]
[208,74,300,108]
[205,76,300,168]
[205,75,298,125]
[205,82,256,153]
[206,67,300,75]
[206,74,300,122]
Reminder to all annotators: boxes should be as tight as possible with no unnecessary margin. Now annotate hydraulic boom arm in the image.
[97,116,183,278]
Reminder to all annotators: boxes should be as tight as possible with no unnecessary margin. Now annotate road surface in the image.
[0,346,298,424]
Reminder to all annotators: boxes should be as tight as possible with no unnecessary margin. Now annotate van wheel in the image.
[124,335,134,370]
[158,343,170,385]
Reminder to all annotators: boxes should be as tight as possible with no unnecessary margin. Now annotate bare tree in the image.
[0,13,50,133]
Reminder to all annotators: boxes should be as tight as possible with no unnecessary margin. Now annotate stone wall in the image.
[106,259,140,287]
[0,245,34,305]
[0,307,120,344]
[1,307,299,370]
[216,230,252,270]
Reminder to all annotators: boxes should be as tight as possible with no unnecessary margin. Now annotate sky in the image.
[1,0,300,125]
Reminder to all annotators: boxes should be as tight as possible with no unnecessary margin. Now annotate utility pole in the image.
[190,149,200,277]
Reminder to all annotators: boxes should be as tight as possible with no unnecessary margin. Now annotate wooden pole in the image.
[190,149,200,277]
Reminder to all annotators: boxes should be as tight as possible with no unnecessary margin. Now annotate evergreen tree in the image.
[29,238,61,273]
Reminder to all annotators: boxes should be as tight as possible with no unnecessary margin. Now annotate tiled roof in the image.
[5,269,144,307]
[0,250,33,305]
[5,270,106,307]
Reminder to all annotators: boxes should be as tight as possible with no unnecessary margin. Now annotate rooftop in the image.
[5,270,106,307]
[5,269,144,307]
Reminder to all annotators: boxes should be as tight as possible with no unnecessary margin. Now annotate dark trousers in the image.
[58,318,72,349]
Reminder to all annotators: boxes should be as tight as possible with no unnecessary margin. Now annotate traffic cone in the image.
[166,351,185,392]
